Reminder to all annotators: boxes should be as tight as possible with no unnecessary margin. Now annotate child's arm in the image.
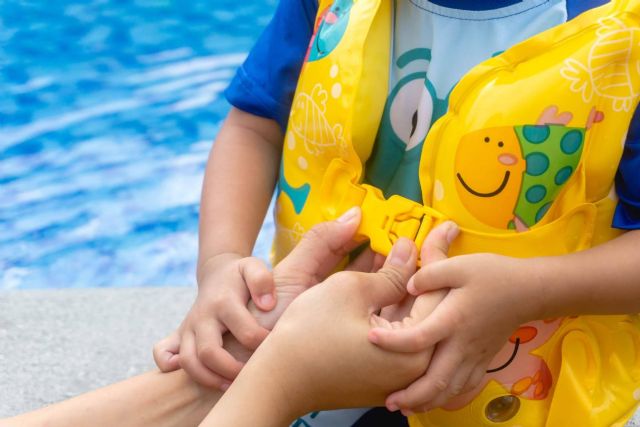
[155,0,317,388]
[370,230,640,414]
[154,107,283,388]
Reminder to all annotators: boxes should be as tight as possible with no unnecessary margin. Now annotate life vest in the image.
[274,0,640,426]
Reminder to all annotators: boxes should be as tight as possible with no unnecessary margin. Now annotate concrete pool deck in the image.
[1,287,639,425]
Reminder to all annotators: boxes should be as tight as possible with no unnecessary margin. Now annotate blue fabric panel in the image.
[224,0,318,130]
[430,0,522,10]
[566,0,609,19]
[428,0,524,10]
[614,105,640,229]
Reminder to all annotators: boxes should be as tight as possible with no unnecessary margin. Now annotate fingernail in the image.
[368,331,379,344]
[407,277,417,295]
[389,238,412,266]
[387,403,399,412]
[445,222,460,244]
[337,207,359,223]
[220,382,231,392]
[259,293,274,308]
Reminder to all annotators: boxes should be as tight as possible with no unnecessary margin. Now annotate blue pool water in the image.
[0,0,277,289]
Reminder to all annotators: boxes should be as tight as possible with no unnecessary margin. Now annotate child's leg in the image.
[3,370,221,427]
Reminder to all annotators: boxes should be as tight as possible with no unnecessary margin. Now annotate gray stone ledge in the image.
[0,288,638,425]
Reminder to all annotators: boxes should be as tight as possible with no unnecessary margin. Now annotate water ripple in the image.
[0,0,278,289]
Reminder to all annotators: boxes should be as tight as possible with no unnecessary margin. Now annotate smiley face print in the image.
[455,107,600,231]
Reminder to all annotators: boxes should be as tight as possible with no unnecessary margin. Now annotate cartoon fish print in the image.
[455,126,527,229]
[288,84,345,157]
[561,17,640,112]
[444,319,564,420]
[455,106,604,231]
[307,0,354,62]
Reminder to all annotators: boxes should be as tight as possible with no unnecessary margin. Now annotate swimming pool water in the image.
[0,0,277,289]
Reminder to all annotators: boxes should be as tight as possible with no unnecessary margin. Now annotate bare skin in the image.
[370,229,640,414]
[200,236,432,427]
[154,108,283,388]
[5,211,443,427]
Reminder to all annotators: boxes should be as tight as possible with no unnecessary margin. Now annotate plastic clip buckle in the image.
[359,184,445,259]
[320,158,445,260]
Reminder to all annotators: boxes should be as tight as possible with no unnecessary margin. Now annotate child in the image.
[155,0,640,426]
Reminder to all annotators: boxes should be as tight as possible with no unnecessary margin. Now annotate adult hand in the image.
[250,237,431,416]
[370,223,536,414]
[156,207,373,389]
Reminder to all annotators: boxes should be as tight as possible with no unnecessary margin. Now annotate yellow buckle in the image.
[320,159,446,260]
[359,184,446,259]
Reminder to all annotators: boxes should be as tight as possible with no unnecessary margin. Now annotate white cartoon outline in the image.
[289,83,345,156]
[561,17,640,112]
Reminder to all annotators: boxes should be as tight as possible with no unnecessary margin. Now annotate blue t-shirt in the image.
[225,0,640,230]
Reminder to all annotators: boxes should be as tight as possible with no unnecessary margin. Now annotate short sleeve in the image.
[225,0,318,130]
[613,105,640,229]
[566,0,609,20]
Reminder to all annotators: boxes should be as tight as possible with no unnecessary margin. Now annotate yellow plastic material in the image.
[274,0,640,425]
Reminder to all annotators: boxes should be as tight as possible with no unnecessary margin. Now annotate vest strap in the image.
[320,159,608,261]
[320,159,448,261]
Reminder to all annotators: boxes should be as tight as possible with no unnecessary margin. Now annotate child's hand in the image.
[369,223,538,414]
[153,252,276,389]
[154,207,367,390]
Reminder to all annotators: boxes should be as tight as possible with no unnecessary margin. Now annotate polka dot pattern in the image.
[526,185,547,204]
[330,64,339,78]
[535,202,552,223]
[298,156,308,170]
[555,166,573,185]
[514,125,585,228]
[560,130,583,154]
[287,132,296,150]
[522,125,550,144]
[331,82,342,98]
[526,152,550,176]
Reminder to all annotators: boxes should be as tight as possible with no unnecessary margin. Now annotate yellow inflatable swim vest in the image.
[274,0,640,425]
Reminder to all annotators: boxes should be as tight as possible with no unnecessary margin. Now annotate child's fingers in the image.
[194,322,245,381]
[152,331,181,372]
[387,340,464,411]
[369,305,452,352]
[219,302,270,349]
[408,259,460,296]
[463,365,487,395]
[405,221,460,296]
[420,221,459,265]
[179,330,231,390]
[419,360,476,411]
[239,257,276,311]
